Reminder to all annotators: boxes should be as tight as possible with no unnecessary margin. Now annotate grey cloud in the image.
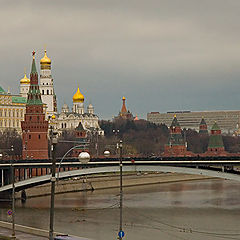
[0,0,240,119]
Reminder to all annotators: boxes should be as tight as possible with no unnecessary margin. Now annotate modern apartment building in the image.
[147,110,240,134]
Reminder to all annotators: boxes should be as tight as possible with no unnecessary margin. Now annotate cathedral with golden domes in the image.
[1,50,103,135]
[53,86,104,135]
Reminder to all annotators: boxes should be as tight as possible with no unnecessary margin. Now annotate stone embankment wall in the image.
[16,172,215,199]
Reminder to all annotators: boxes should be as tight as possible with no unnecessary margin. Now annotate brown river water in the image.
[1,178,240,240]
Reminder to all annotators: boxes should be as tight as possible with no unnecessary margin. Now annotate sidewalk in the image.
[0,226,47,239]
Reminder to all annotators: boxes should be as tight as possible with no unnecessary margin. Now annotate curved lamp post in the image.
[57,145,90,180]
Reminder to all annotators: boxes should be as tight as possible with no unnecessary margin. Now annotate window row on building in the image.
[0,108,24,118]
[0,119,22,128]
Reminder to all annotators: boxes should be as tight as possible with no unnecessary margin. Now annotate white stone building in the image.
[52,88,104,135]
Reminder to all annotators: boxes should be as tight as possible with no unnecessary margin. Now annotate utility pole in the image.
[49,124,57,240]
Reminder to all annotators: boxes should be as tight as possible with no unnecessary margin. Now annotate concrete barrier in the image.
[16,172,215,199]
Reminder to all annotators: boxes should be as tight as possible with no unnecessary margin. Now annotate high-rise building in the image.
[21,52,49,159]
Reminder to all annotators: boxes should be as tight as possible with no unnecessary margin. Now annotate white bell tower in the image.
[39,50,57,118]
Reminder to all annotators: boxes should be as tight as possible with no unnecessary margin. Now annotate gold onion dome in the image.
[73,87,84,103]
[40,50,51,65]
[20,73,30,84]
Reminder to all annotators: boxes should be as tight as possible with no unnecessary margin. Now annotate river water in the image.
[1,178,240,240]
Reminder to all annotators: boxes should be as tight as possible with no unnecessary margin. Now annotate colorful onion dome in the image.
[73,87,84,103]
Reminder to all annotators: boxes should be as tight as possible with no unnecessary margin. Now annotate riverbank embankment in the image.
[16,172,217,199]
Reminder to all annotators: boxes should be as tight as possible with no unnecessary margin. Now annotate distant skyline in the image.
[1,0,240,119]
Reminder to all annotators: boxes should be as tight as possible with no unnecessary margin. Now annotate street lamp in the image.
[78,151,90,164]
[104,150,110,157]
[11,145,16,239]
[112,129,120,155]
[118,140,124,240]
[49,116,58,240]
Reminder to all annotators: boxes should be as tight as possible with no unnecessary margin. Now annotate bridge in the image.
[1,158,240,195]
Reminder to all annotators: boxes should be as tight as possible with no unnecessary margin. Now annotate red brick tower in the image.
[72,122,88,157]
[21,51,48,159]
[202,122,227,156]
[163,115,193,157]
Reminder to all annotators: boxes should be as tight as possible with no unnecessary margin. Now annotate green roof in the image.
[76,122,84,131]
[31,57,37,74]
[12,96,27,104]
[171,116,180,127]
[0,86,6,94]
[200,118,207,125]
[27,84,43,105]
[208,135,224,148]
[211,122,220,131]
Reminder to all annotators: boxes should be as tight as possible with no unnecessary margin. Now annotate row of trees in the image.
[99,119,240,156]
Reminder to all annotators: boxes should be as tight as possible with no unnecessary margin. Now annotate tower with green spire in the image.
[21,51,49,160]
[199,117,208,135]
[207,122,225,152]
[164,115,190,156]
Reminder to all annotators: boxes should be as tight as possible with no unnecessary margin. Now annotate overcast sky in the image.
[1,0,240,119]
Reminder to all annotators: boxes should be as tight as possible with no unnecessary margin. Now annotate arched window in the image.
[42,90,44,95]
[47,90,49,95]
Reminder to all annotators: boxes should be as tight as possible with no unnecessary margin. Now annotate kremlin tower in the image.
[39,49,57,118]
[199,117,208,135]
[204,122,227,156]
[21,51,48,159]
[163,115,193,156]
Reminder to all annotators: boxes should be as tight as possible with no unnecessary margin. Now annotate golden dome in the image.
[73,87,84,103]
[20,73,30,84]
[122,96,126,100]
[40,50,51,65]
[51,114,56,119]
